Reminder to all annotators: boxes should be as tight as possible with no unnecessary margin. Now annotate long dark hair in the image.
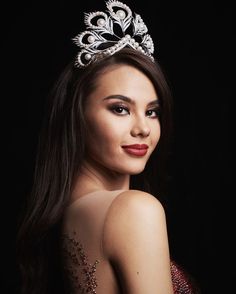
[16,48,173,294]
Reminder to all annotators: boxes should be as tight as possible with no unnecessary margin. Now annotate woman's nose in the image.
[130,117,150,137]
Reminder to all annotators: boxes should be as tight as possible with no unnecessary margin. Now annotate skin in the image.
[72,64,161,200]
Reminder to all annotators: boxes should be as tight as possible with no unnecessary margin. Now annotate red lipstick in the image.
[122,144,149,156]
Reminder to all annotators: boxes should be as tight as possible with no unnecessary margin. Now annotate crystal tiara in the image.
[72,0,155,68]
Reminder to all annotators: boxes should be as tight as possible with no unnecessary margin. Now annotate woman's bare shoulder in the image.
[102,189,167,257]
[102,189,172,293]
[107,189,165,216]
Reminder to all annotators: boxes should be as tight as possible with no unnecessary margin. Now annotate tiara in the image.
[72,0,155,68]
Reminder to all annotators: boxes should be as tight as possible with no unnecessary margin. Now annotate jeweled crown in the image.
[72,0,155,68]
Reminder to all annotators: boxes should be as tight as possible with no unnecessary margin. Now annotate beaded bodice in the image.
[170,260,197,294]
[61,232,100,293]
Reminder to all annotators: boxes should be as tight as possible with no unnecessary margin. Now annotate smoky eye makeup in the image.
[108,103,130,115]
[104,95,161,117]
[108,105,161,118]
[146,105,161,118]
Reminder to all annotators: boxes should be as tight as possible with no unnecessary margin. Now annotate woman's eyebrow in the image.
[103,94,159,106]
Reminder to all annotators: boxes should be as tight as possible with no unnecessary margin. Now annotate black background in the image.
[2,0,233,293]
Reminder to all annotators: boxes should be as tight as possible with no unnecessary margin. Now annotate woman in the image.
[17,1,198,293]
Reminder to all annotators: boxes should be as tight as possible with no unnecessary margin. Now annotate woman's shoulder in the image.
[109,189,165,216]
[103,189,167,259]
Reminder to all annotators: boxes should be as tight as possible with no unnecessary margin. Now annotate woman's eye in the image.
[146,109,160,118]
[111,105,130,115]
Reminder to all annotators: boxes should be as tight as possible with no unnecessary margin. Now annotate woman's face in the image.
[84,64,161,175]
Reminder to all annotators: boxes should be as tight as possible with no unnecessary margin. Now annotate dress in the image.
[61,190,198,294]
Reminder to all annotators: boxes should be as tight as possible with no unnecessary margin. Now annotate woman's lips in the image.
[122,144,149,156]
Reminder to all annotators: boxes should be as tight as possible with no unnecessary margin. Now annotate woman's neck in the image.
[72,160,130,200]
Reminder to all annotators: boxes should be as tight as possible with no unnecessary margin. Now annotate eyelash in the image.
[109,104,160,118]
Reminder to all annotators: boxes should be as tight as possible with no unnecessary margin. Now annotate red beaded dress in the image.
[61,190,198,294]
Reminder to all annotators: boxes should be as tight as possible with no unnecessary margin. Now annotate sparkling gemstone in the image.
[85,53,91,60]
[116,9,126,19]
[97,18,105,26]
[87,35,95,43]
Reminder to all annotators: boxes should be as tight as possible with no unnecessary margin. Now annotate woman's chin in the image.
[127,166,146,175]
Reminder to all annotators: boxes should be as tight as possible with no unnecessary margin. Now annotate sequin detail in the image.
[61,231,100,294]
[171,261,195,294]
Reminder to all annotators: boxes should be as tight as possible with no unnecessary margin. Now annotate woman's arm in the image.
[103,190,174,294]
